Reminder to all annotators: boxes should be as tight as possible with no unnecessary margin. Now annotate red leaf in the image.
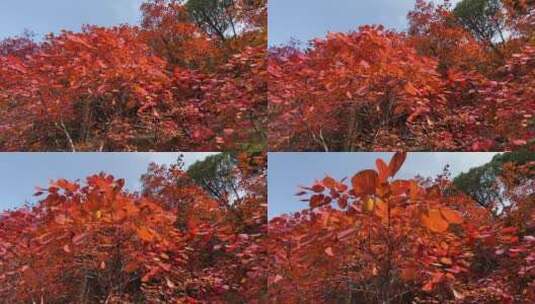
[310,194,326,208]
[351,170,378,195]
[311,184,325,193]
[375,158,390,182]
[388,152,407,177]
[322,176,337,189]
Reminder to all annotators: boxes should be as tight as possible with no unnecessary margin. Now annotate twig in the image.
[55,120,77,152]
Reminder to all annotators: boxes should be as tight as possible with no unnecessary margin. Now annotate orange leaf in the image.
[136,227,155,242]
[53,179,78,192]
[404,82,419,95]
[374,198,387,219]
[365,198,375,212]
[322,176,337,189]
[421,209,449,233]
[390,180,411,194]
[351,170,378,195]
[324,247,334,257]
[388,152,407,177]
[376,158,390,183]
[310,194,326,208]
[440,208,463,224]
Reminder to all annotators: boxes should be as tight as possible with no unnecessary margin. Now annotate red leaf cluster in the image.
[0,154,267,303]
[268,1,535,151]
[268,153,535,303]
[0,0,266,151]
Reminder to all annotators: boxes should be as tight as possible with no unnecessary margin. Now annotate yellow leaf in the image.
[365,198,375,211]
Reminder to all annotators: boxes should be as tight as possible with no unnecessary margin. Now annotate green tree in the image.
[185,0,238,41]
[453,0,506,46]
[453,150,535,214]
[187,152,239,201]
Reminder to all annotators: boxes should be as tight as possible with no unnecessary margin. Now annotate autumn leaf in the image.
[365,198,375,212]
[351,170,378,195]
[310,194,327,208]
[376,158,390,182]
[136,226,155,242]
[404,81,419,95]
[324,247,334,257]
[388,152,407,177]
[374,198,387,219]
[421,209,449,233]
[439,208,463,224]
[311,184,325,193]
[53,179,79,192]
[322,176,337,189]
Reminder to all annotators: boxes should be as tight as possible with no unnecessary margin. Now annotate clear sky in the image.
[268,152,499,218]
[268,0,461,46]
[0,0,145,40]
[0,152,217,212]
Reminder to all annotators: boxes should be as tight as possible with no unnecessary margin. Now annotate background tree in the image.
[0,29,39,58]
[187,152,240,201]
[185,0,238,42]
[453,150,535,214]
[453,0,507,49]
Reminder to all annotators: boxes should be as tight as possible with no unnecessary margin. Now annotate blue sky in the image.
[268,0,461,46]
[0,152,217,211]
[0,0,145,40]
[268,152,499,218]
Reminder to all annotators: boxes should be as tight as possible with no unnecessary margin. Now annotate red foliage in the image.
[0,154,267,303]
[0,0,266,151]
[268,0,535,151]
[267,153,535,303]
